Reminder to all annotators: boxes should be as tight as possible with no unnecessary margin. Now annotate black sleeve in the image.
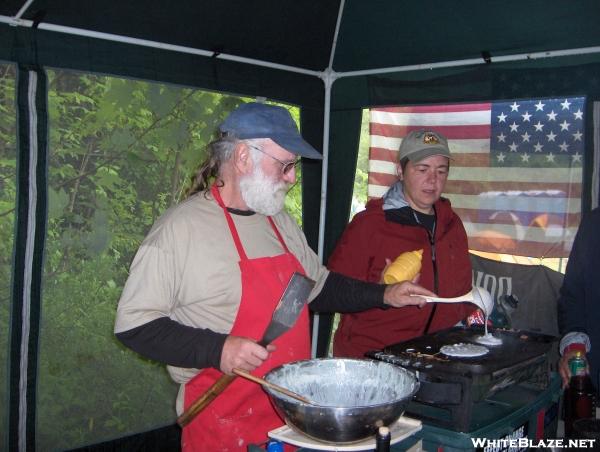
[309,271,387,313]
[115,317,228,370]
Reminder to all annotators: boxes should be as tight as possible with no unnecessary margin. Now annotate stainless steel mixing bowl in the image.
[263,358,419,443]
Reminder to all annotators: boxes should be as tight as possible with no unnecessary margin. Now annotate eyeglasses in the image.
[247,144,300,175]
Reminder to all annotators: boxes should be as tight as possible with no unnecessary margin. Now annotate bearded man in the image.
[114,102,433,452]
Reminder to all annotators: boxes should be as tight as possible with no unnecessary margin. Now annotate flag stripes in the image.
[368,99,584,257]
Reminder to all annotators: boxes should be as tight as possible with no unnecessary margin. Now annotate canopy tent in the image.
[2,0,600,450]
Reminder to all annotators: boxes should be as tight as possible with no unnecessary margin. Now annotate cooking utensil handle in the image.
[176,332,272,427]
[233,368,311,404]
[176,331,272,427]
[176,374,236,427]
[418,293,474,303]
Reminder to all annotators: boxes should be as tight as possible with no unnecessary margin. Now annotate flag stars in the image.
[572,152,582,163]
[489,97,585,169]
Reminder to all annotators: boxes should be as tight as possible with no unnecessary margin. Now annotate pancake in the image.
[440,343,489,357]
[475,333,503,346]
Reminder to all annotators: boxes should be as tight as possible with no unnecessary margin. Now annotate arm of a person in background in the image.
[557,213,591,387]
[558,332,591,388]
[310,271,431,313]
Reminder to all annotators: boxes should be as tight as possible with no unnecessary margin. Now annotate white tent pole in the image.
[317,0,345,263]
[4,13,600,81]
[0,15,321,78]
[310,0,345,358]
[310,69,336,358]
[327,0,345,70]
[14,0,35,20]
[336,46,600,79]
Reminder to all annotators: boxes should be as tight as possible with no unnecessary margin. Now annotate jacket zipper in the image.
[421,222,438,334]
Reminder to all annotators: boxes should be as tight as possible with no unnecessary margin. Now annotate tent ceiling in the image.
[1,0,339,72]
[335,1,600,72]
[2,0,600,75]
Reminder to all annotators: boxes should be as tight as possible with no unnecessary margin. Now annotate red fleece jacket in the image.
[329,197,474,358]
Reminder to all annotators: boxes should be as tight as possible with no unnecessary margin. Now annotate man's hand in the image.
[559,349,589,388]
[219,336,276,375]
[383,277,434,308]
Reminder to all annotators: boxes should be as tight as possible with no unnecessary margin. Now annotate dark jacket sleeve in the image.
[557,210,594,335]
[115,317,228,370]
[310,271,387,313]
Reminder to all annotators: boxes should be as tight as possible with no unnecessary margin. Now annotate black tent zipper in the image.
[412,209,438,335]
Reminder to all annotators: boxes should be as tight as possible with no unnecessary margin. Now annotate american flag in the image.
[368,97,585,258]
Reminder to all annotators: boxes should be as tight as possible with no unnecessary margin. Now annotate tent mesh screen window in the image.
[0,62,16,450]
[36,68,301,450]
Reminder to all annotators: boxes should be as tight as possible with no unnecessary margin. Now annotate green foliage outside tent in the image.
[0,63,16,450]
[0,65,303,450]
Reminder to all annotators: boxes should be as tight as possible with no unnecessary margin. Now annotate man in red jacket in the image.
[330,129,476,358]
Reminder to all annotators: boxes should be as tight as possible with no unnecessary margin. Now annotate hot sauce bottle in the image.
[564,351,596,438]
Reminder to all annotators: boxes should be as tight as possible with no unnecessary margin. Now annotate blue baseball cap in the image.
[219,102,322,159]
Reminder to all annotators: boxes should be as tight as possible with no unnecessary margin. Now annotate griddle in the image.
[367,326,557,431]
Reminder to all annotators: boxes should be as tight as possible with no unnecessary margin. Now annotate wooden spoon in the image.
[233,368,317,405]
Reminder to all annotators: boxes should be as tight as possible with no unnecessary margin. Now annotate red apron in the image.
[182,185,311,451]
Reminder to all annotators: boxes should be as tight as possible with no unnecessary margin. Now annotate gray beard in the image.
[239,167,288,216]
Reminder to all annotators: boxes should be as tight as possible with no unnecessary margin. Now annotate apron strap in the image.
[211,185,248,260]
[267,216,291,254]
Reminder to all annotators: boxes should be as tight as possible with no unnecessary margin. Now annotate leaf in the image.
[162,121,190,149]
[95,167,121,191]
[48,188,70,220]
[109,129,135,149]
[147,84,175,118]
